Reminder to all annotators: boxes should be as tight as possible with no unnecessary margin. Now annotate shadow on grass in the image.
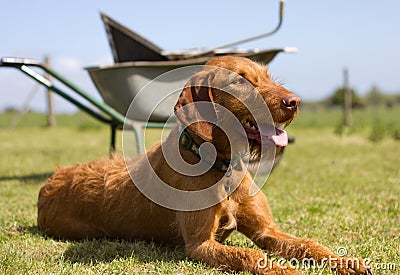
[19,225,42,235]
[62,239,186,264]
[14,226,254,267]
[12,224,187,265]
[0,172,52,183]
[3,224,45,239]
[15,224,186,263]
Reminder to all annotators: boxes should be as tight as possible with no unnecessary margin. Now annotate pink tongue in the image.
[271,129,288,147]
[257,125,288,147]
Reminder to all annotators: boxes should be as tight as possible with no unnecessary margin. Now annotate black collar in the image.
[179,127,239,173]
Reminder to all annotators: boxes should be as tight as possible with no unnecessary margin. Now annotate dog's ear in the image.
[174,70,218,142]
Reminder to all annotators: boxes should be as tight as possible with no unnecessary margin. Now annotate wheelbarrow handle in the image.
[1,57,42,67]
[185,0,286,59]
[1,56,127,126]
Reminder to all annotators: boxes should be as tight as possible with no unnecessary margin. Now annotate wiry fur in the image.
[38,57,372,274]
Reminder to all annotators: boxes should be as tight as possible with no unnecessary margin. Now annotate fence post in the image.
[343,68,352,129]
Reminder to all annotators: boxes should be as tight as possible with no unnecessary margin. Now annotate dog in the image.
[38,56,372,274]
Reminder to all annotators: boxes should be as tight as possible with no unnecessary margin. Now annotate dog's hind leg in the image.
[37,190,107,240]
[37,165,108,240]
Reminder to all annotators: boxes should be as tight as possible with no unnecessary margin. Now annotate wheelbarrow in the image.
[0,0,294,169]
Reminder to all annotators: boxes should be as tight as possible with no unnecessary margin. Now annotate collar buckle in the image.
[179,130,193,150]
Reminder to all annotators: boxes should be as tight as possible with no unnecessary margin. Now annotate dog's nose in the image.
[282,95,301,109]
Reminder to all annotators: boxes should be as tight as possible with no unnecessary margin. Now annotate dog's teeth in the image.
[250,125,257,130]
[245,122,251,127]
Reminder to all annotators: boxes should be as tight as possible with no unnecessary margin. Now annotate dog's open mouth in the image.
[241,119,288,147]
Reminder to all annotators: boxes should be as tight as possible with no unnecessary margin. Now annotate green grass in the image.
[0,109,399,274]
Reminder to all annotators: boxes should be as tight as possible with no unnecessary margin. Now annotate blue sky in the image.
[1,0,400,113]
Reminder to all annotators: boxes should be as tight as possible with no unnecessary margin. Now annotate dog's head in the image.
[174,56,300,161]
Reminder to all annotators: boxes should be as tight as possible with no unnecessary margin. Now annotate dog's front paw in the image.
[332,257,373,275]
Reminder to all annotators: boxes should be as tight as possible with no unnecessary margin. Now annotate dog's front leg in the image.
[177,208,301,275]
[237,192,372,275]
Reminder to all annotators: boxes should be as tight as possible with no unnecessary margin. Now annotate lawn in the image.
[0,108,399,274]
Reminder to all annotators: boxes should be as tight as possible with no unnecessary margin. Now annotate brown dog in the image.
[38,56,372,274]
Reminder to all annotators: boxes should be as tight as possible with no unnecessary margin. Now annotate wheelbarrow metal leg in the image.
[132,122,145,154]
[110,123,118,155]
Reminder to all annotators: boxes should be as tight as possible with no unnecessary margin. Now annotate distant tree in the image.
[4,106,17,113]
[326,87,361,107]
